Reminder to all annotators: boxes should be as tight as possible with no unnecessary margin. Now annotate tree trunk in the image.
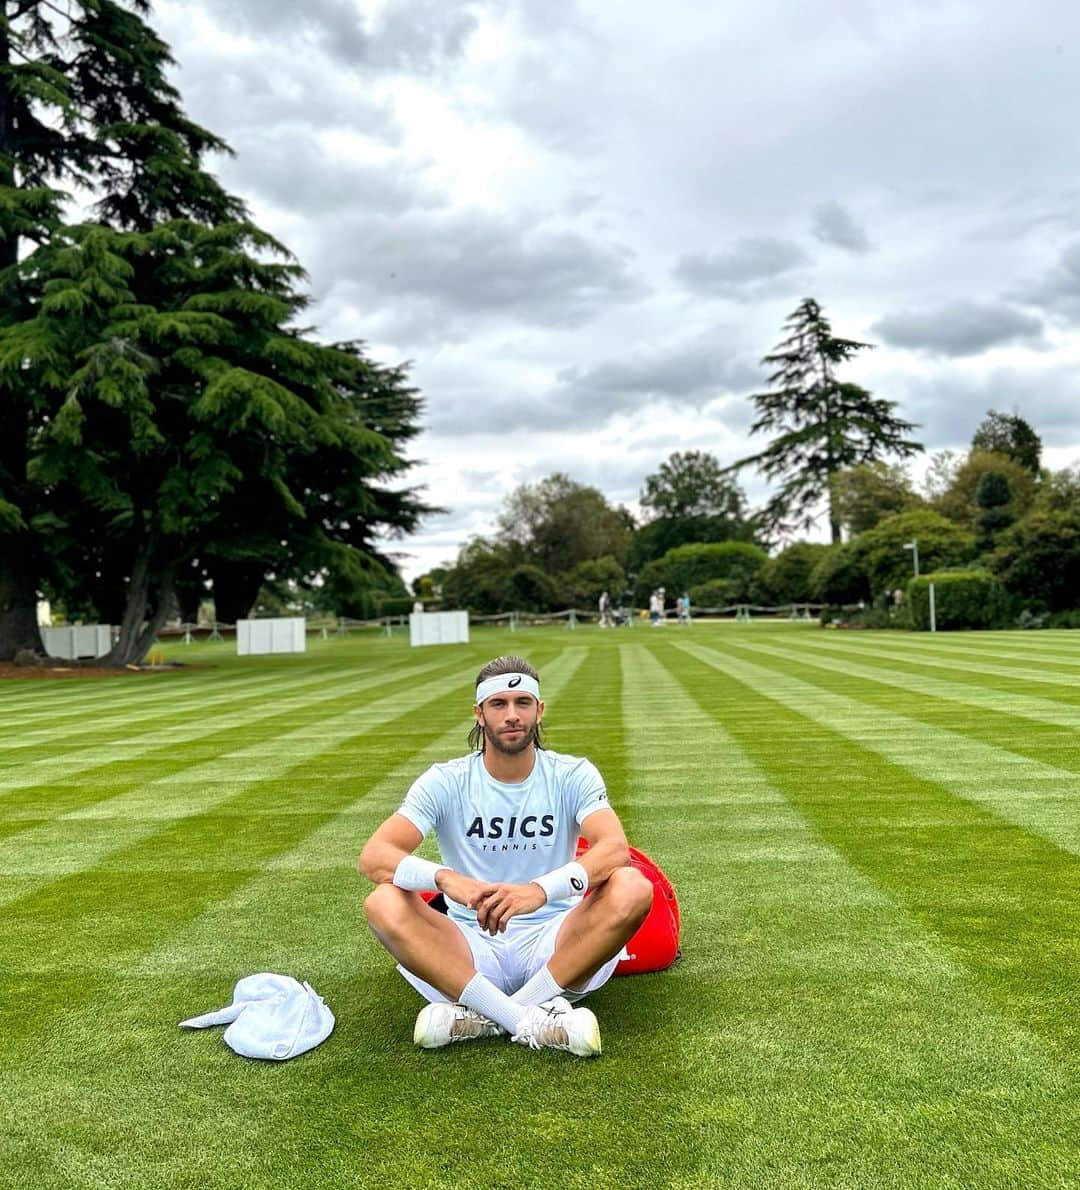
[828,475,842,544]
[129,569,176,663]
[0,11,43,660]
[0,544,43,658]
[102,550,177,667]
[103,546,150,665]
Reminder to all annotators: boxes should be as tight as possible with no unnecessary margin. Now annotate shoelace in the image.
[511,1003,568,1051]
[451,1006,499,1040]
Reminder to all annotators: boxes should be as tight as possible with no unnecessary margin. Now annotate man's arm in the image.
[575,807,630,887]
[358,814,426,884]
[358,813,490,907]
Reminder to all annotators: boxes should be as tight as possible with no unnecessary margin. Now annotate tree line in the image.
[419,299,1078,627]
[0,2,429,665]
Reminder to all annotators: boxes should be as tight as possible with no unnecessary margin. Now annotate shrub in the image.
[989,509,1080,613]
[634,541,767,604]
[859,510,975,597]
[907,570,1009,630]
[378,596,418,617]
[559,555,626,609]
[688,579,740,608]
[507,565,561,613]
[809,542,870,604]
[754,542,831,604]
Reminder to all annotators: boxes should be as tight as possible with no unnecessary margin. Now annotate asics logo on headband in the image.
[475,673,540,704]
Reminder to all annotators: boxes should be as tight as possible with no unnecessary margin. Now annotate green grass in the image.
[2,622,1079,1188]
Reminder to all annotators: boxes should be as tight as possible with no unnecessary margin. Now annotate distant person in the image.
[598,589,613,628]
[359,656,652,1057]
[412,600,424,615]
[677,593,692,625]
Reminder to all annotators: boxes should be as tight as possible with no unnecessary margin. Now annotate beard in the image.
[483,721,536,756]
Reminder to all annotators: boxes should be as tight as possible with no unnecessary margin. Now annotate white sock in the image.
[459,974,528,1035]
[512,963,565,1007]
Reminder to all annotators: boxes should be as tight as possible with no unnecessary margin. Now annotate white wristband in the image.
[392,855,447,892]
[532,861,589,904]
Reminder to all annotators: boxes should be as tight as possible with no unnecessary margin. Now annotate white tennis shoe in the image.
[414,1003,503,1048]
[510,996,601,1057]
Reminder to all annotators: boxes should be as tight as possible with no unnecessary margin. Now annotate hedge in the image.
[907,570,1009,630]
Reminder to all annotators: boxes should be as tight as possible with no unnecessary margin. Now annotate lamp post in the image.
[903,540,919,578]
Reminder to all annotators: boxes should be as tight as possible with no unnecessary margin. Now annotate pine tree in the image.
[0,0,240,658]
[7,217,430,664]
[735,298,923,542]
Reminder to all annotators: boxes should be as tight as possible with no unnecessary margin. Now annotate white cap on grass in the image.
[180,972,334,1060]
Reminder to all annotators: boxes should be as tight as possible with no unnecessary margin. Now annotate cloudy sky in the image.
[154,0,1080,581]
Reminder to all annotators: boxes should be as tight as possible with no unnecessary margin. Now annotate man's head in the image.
[468,655,545,755]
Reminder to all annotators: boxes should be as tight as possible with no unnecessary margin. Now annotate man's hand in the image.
[472,882,547,935]
[435,869,490,908]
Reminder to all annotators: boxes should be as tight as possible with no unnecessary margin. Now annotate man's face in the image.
[475,692,544,756]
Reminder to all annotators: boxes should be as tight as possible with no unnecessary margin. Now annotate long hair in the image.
[467,655,545,753]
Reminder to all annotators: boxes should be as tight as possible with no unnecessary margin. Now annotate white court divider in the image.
[41,624,111,659]
[236,617,307,655]
[409,610,469,647]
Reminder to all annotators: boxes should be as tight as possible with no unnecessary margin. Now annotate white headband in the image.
[475,673,541,705]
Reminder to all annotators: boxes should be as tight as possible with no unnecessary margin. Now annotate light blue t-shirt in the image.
[396,748,610,926]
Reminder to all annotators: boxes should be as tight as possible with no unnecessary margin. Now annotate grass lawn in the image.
[2,621,1078,1188]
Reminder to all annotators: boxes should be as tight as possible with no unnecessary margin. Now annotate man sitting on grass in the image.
[359,655,653,1057]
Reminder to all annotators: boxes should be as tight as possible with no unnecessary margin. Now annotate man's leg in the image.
[363,884,475,1001]
[516,866,653,1001]
[363,885,531,1040]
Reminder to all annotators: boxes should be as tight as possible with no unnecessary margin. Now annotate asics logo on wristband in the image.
[570,877,585,892]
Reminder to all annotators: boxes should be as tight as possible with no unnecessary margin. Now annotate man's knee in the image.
[601,866,654,925]
[363,883,415,934]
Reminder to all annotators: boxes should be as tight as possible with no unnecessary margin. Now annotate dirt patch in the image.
[0,660,191,680]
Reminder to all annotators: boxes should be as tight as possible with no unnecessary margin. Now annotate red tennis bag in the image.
[419,842,681,977]
[575,838,681,976]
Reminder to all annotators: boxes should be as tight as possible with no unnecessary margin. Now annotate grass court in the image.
[2,621,1078,1188]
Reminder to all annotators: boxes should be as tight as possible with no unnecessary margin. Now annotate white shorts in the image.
[397,909,626,1005]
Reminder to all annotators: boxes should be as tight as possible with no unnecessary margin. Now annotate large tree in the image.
[972,409,1042,475]
[931,449,1038,530]
[630,449,759,569]
[734,298,922,542]
[497,473,631,573]
[640,450,748,521]
[0,0,240,657]
[830,461,923,536]
[7,218,428,664]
